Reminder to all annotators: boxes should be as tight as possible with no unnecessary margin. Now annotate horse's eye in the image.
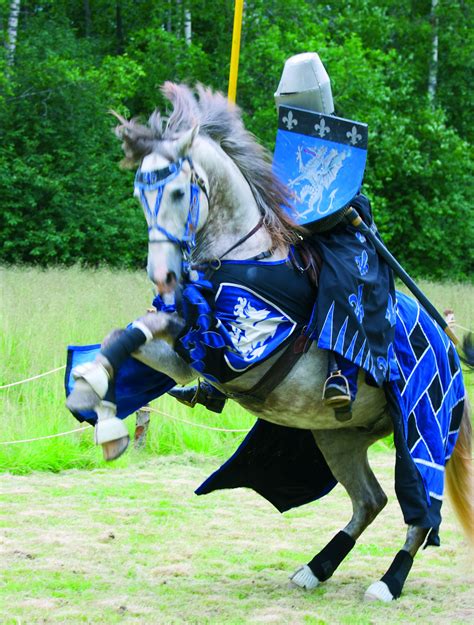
[171,188,185,201]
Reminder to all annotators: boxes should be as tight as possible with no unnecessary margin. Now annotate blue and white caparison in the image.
[214,283,297,372]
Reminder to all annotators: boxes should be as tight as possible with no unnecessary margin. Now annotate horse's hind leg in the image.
[364,525,429,602]
[290,424,390,591]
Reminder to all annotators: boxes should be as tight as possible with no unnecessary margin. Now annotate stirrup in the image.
[322,370,351,409]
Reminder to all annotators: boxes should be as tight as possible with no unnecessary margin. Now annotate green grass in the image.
[0,266,473,473]
[0,455,472,624]
[0,266,255,472]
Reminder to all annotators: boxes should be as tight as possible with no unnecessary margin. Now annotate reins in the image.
[190,216,271,273]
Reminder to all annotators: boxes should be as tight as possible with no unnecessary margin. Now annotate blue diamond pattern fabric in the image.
[389,292,465,505]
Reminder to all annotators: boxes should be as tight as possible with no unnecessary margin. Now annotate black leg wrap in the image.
[307,531,356,582]
[381,550,413,599]
[101,327,148,372]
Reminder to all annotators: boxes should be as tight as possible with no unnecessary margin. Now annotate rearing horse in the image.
[68,83,473,602]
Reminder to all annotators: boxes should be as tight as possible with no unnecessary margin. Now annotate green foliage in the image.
[0,0,472,278]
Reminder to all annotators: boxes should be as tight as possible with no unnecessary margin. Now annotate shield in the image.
[273,105,368,226]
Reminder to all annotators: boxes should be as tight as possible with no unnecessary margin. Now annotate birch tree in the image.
[6,0,20,66]
[428,0,439,100]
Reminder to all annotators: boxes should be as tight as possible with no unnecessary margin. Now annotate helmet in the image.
[274,52,334,115]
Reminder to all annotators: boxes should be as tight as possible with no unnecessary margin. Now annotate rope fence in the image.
[147,405,250,433]
[453,323,472,333]
[0,317,470,445]
[0,365,66,389]
[0,425,91,446]
[0,408,249,445]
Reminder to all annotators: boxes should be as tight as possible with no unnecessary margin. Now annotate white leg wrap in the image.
[72,361,110,399]
[94,401,129,445]
[289,565,320,591]
[364,580,394,602]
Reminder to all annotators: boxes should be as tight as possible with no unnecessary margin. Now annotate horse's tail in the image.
[445,396,474,544]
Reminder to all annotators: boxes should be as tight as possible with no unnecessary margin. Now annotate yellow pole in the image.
[228,0,244,103]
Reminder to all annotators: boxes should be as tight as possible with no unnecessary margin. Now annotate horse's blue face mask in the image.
[134,156,208,260]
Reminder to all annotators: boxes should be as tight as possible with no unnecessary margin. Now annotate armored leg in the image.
[168,380,227,413]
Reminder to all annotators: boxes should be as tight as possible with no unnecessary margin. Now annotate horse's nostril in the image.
[166,271,177,285]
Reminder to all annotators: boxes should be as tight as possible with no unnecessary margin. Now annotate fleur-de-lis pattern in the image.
[314,117,330,138]
[346,125,362,145]
[377,356,388,377]
[312,194,398,388]
[355,231,366,244]
[282,110,298,130]
[355,250,369,276]
[348,284,365,323]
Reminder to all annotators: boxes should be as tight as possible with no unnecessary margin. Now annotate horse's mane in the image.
[114,82,306,248]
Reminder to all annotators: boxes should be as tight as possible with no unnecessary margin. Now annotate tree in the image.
[427,0,438,100]
[0,0,472,278]
[6,0,20,65]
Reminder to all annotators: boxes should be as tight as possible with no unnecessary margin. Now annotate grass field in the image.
[1,454,472,624]
[0,266,256,473]
[1,267,473,623]
[0,266,473,472]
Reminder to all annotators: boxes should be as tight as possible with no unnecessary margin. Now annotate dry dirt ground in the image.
[0,452,472,624]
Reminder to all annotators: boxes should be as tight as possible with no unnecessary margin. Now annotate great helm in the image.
[274,52,334,115]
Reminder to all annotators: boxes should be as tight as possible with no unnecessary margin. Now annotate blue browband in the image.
[134,156,204,255]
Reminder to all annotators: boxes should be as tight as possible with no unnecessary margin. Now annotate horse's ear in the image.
[175,124,200,157]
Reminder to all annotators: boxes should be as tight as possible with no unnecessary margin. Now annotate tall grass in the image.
[0,266,255,473]
[1,266,472,473]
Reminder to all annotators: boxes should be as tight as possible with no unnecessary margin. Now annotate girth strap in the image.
[237,329,312,403]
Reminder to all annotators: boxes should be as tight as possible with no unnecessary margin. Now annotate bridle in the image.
[134,156,209,259]
[134,155,266,279]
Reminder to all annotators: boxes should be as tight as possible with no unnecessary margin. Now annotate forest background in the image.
[1,0,473,279]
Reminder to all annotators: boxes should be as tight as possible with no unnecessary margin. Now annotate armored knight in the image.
[68,53,397,425]
[170,53,397,419]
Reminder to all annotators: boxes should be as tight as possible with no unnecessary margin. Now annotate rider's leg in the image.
[168,380,227,413]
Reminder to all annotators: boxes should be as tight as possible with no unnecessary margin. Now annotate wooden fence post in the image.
[134,406,151,448]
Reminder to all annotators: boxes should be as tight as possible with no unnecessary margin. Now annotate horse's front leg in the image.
[66,311,190,461]
[67,311,186,412]
[99,310,187,384]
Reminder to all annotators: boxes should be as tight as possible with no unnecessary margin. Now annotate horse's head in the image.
[134,126,209,294]
[114,83,301,299]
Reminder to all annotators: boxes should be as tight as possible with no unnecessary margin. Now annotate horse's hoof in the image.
[101,435,130,461]
[289,565,320,591]
[66,379,101,412]
[364,581,394,602]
